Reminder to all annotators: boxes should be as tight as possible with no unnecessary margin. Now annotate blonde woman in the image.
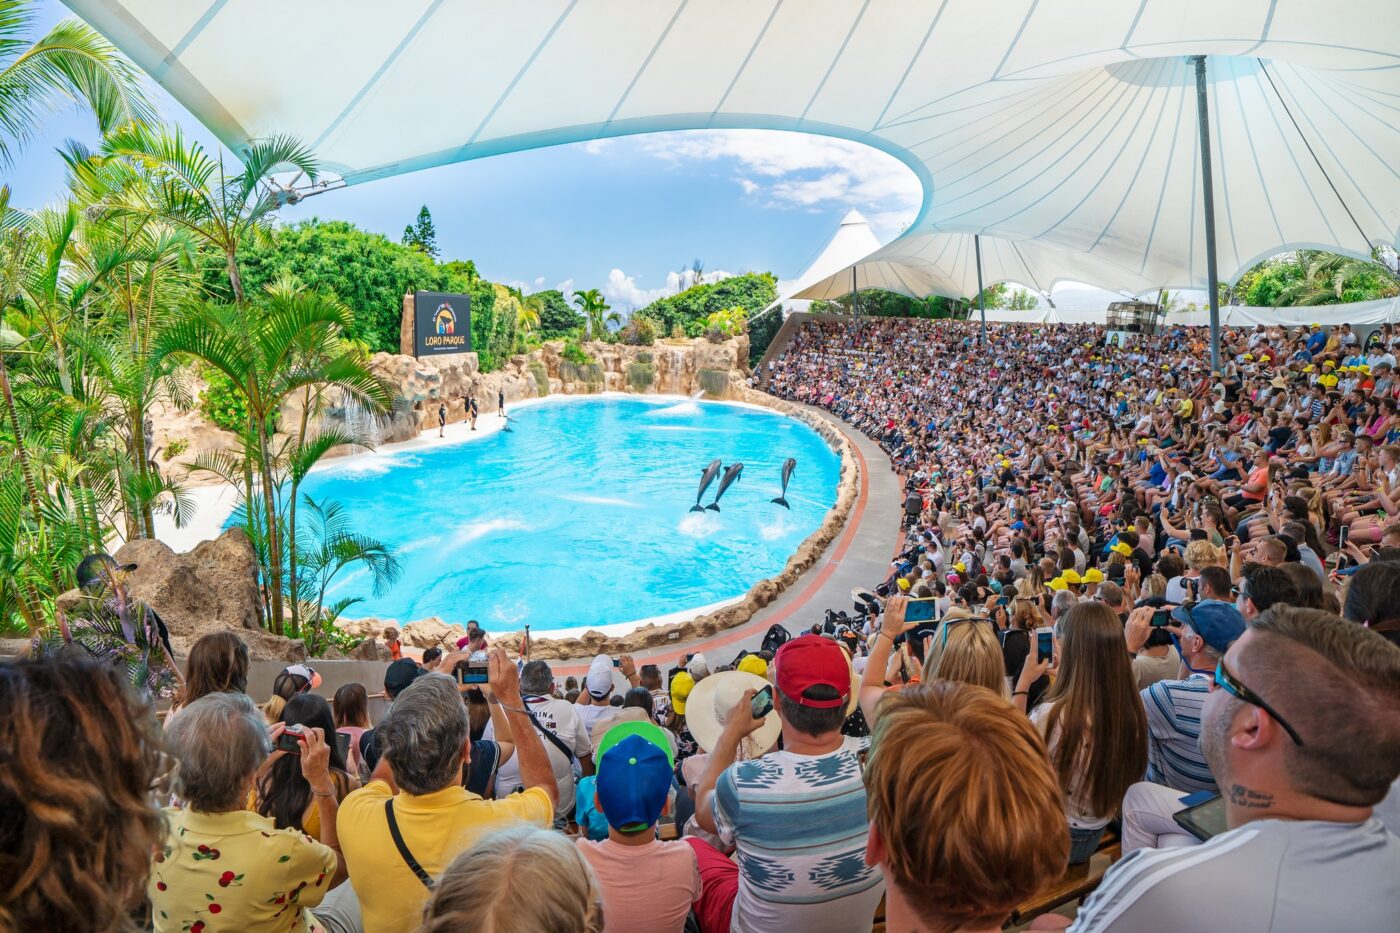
[922,614,1046,716]
[422,825,604,933]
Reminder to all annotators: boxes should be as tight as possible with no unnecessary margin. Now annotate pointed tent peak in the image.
[839,209,867,226]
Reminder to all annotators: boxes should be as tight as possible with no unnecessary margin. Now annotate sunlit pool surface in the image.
[283,397,841,632]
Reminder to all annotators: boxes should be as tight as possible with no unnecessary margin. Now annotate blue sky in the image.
[13,0,935,311]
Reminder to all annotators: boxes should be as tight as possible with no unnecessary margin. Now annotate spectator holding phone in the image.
[253,693,360,843]
[1060,608,1400,931]
[338,652,556,933]
[693,634,884,933]
[154,691,339,933]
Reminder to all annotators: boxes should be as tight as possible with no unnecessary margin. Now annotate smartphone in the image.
[1186,578,1199,600]
[904,598,939,623]
[996,595,1010,607]
[335,731,350,762]
[750,684,774,719]
[275,725,304,755]
[1151,609,1174,627]
[1034,627,1055,663]
[1339,525,1350,548]
[455,660,490,685]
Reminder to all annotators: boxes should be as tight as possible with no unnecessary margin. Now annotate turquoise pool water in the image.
[289,397,841,632]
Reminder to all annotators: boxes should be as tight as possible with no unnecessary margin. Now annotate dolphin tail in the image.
[689,504,706,512]
[706,503,721,512]
[771,496,790,509]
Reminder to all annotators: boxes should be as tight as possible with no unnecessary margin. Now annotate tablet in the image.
[1172,793,1227,842]
[903,597,940,623]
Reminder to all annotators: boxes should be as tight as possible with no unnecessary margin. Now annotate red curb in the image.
[549,422,877,677]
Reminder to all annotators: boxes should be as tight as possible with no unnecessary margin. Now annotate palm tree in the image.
[573,288,612,340]
[153,281,393,634]
[1271,251,1400,306]
[92,122,317,303]
[0,0,153,168]
[294,495,402,653]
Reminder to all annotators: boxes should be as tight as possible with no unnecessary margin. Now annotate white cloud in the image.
[601,267,736,311]
[583,129,921,242]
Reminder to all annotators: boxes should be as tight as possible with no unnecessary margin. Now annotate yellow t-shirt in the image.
[338,780,553,933]
[150,807,336,933]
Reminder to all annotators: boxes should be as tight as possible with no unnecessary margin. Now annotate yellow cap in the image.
[1243,354,1254,360]
[736,655,769,678]
[1046,578,1068,592]
[954,561,967,573]
[1082,568,1105,583]
[1303,365,1315,372]
[1111,541,1133,556]
[1060,570,1083,585]
[897,578,912,591]
[669,672,695,715]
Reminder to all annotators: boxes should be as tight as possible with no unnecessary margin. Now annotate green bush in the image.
[635,272,776,338]
[627,361,655,391]
[163,437,189,461]
[618,315,656,346]
[199,367,250,433]
[636,351,653,365]
[561,338,593,366]
[560,361,604,386]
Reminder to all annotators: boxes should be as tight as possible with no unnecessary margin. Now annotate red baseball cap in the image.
[775,634,850,708]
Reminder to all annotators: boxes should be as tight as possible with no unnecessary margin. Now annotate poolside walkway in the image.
[548,404,904,676]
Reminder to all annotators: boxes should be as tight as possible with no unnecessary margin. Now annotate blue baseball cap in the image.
[595,734,671,833]
[1171,601,1246,653]
[1011,521,1026,531]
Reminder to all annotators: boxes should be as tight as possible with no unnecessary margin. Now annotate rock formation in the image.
[94,529,307,662]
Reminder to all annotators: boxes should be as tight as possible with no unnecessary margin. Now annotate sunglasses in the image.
[1212,658,1304,746]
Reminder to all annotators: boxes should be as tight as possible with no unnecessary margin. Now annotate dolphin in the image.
[771,457,797,509]
[707,463,744,511]
[691,459,723,512]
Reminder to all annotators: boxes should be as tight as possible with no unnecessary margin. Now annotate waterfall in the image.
[324,393,383,448]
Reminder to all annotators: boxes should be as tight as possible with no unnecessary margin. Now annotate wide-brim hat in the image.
[685,670,782,756]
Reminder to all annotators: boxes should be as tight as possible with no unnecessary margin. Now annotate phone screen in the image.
[903,598,939,623]
[335,731,350,761]
[1151,609,1173,627]
[456,661,489,685]
[1035,628,1054,662]
[750,685,774,719]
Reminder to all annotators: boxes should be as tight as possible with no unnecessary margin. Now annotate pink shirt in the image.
[576,837,701,933]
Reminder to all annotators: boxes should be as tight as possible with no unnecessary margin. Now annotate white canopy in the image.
[64,0,1400,296]
[772,208,882,308]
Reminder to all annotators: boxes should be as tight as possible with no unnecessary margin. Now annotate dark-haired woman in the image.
[253,693,359,842]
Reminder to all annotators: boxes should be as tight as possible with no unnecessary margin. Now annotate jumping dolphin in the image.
[691,459,723,512]
[771,457,797,509]
[707,463,744,511]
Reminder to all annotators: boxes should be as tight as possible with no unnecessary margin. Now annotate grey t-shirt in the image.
[1070,818,1400,931]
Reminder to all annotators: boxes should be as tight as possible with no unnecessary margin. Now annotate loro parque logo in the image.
[434,302,457,335]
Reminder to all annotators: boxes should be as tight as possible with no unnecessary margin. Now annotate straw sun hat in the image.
[685,670,782,757]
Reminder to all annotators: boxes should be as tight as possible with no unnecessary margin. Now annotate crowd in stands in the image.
[3,316,1400,932]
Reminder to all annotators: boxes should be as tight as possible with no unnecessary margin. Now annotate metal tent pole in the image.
[975,234,988,344]
[1192,55,1222,374]
[851,265,859,321]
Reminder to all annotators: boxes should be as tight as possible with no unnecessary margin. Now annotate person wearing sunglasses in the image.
[1053,607,1400,932]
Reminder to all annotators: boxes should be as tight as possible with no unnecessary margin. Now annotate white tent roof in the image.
[65,1,1400,296]
[777,209,883,304]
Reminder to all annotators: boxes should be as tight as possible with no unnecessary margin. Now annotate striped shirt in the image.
[713,736,884,933]
[1069,818,1400,931]
[1142,674,1216,794]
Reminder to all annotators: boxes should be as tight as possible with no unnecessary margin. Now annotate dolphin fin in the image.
[771,497,790,509]
[706,503,721,512]
[689,504,706,513]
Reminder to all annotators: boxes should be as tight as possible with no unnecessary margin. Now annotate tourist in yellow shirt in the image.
[153,692,339,933]
[337,648,557,933]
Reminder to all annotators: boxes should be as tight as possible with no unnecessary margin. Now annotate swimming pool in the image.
[288,396,841,633]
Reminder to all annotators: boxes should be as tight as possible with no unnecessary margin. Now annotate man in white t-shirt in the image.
[1036,608,1400,932]
[486,659,593,824]
[693,634,884,933]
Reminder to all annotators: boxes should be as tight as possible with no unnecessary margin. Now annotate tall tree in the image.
[572,288,613,340]
[402,204,438,258]
[0,0,154,167]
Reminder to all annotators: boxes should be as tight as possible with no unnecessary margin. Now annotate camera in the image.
[454,660,490,685]
[275,724,306,754]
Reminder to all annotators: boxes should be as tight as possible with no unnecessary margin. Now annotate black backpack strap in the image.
[522,703,576,763]
[384,799,434,890]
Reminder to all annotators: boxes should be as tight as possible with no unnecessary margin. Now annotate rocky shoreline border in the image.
[338,387,859,660]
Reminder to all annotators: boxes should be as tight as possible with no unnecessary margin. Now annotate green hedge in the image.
[626,361,655,391]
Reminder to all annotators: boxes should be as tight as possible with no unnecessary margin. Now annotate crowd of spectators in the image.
[3,316,1400,932]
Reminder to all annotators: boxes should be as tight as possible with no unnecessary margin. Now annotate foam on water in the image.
[678,511,723,538]
[558,493,638,507]
[648,401,703,417]
[758,511,798,541]
[448,518,531,546]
